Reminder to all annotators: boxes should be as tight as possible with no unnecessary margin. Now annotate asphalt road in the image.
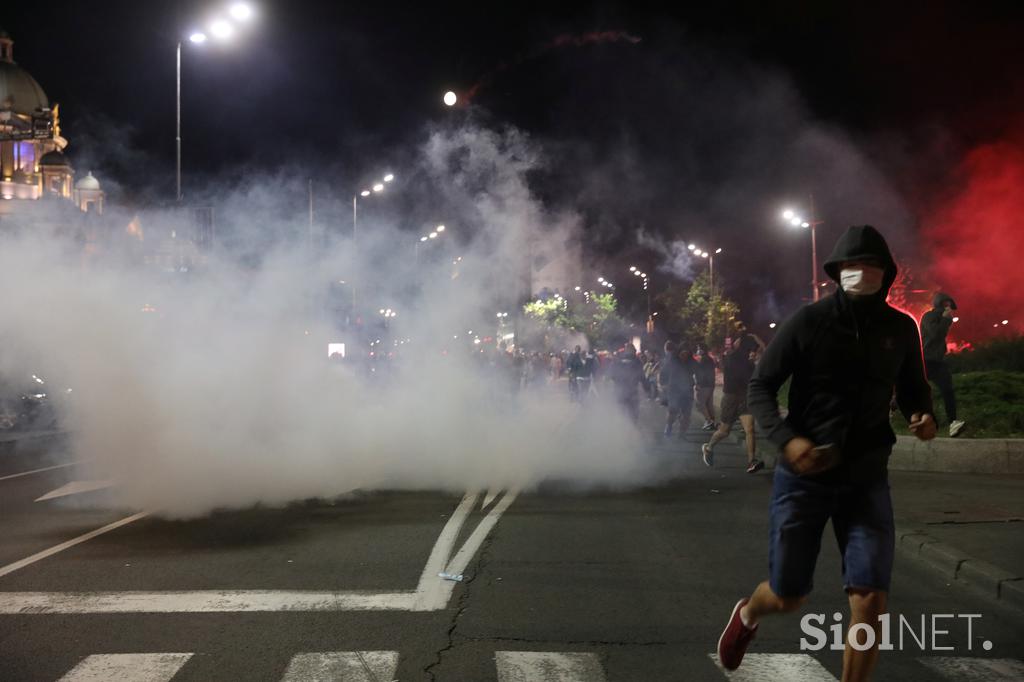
[1,425,1022,681]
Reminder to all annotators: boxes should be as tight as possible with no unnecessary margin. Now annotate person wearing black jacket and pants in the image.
[921,292,965,437]
[716,226,936,682]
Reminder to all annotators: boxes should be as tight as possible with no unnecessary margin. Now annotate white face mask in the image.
[839,266,885,296]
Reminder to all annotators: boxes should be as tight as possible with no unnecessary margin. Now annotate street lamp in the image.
[781,199,825,302]
[352,172,395,310]
[177,3,256,202]
[629,265,651,321]
[414,224,448,265]
[443,91,458,106]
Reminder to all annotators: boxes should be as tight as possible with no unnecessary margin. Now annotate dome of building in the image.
[39,149,69,166]
[0,31,49,115]
[76,171,101,190]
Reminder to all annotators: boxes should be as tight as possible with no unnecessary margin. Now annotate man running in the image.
[715,225,935,682]
[701,321,765,472]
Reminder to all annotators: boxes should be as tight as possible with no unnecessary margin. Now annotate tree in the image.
[522,291,627,349]
[656,272,740,350]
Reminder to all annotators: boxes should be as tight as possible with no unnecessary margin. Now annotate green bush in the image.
[947,335,1024,373]
[893,370,1024,438]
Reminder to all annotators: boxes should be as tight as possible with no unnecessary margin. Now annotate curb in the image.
[890,436,1024,475]
[896,525,1024,611]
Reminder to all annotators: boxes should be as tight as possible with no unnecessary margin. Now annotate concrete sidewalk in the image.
[891,470,1024,610]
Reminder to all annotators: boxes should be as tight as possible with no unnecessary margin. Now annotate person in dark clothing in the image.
[658,342,696,437]
[567,345,585,402]
[716,226,936,682]
[693,344,718,430]
[921,292,964,437]
[608,341,645,423]
[701,321,765,471]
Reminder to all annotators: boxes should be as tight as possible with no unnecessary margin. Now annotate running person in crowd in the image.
[693,344,718,430]
[567,345,584,402]
[921,293,965,437]
[608,341,645,423]
[701,321,765,472]
[659,342,696,437]
[715,225,936,682]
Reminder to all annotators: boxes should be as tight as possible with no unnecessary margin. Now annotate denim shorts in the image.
[768,464,894,598]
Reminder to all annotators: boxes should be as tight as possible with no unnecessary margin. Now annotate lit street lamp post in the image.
[177,3,256,202]
[781,199,824,302]
[628,266,651,322]
[351,173,395,312]
[414,224,446,266]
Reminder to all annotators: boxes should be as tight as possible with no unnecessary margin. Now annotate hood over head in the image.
[823,225,898,296]
[932,291,958,310]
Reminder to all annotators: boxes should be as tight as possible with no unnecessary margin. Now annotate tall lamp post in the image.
[351,173,395,312]
[628,266,651,323]
[781,200,824,302]
[414,224,446,266]
[177,3,256,202]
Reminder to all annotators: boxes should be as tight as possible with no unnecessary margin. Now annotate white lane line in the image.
[0,511,150,580]
[0,490,517,613]
[0,462,76,482]
[444,490,518,578]
[35,479,115,501]
[0,590,416,614]
[412,492,478,611]
[495,651,605,682]
[709,653,836,681]
[281,651,399,682]
[483,489,499,509]
[917,657,1024,680]
[57,653,192,682]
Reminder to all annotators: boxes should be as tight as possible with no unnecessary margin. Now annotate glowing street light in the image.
[352,171,397,309]
[443,91,458,106]
[229,3,254,20]
[209,19,235,39]
[780,199,825,301]
[177,3,259,201]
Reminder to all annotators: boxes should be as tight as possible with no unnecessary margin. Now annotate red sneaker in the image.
[717,598,757,670]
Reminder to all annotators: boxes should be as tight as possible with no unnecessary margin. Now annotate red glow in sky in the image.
[921,134,1024,342]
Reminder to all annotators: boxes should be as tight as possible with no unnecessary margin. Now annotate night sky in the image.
[4,1,1024,335]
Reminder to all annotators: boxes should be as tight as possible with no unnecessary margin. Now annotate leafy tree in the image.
[522,291,627,349]
[656,272,740,350]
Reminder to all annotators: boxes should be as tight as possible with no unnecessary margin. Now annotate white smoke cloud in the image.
[0,124,653,518]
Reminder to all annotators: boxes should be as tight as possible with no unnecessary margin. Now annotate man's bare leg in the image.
[842,589,887,682]
[739,414,756,463]
[740,580,807,626]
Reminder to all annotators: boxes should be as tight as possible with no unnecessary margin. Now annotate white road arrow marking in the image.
[35,480,115,502]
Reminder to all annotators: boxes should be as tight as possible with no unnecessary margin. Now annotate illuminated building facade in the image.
[0,29,104,215]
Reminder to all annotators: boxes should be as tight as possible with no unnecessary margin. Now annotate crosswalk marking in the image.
[57,653,192,682]
[281,651,399,681]
[917,656,1024,681]
[495,651,606,682]
[45,650,1024,681]
[709,653,837,681]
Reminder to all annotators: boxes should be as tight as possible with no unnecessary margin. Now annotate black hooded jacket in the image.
[747,225,933,482]
[921,292,958,363]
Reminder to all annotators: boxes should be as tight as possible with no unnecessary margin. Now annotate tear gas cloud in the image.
[0,125,648,518]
